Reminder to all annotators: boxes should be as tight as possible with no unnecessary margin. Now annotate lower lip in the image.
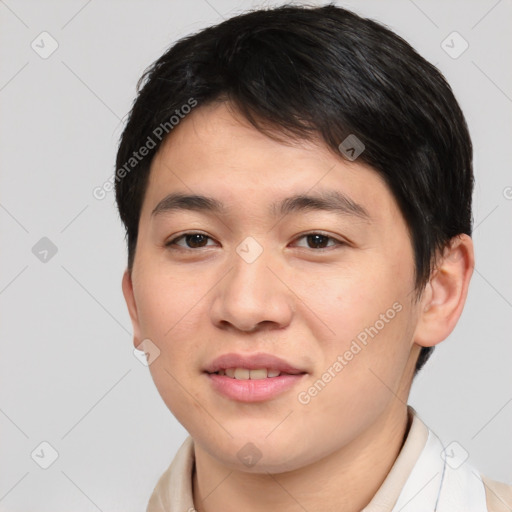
[206,373,306,402]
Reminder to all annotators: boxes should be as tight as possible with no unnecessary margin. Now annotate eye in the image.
[293,232,345,250]
[165,231,346,251]
[165,232,217,249]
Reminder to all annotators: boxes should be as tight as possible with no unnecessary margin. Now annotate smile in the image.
[211,368,284,379]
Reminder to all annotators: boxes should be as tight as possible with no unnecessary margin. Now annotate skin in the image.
[122,102,474,512]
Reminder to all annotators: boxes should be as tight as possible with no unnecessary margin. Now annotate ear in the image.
[413,234,474,348]
[122,268,142,349]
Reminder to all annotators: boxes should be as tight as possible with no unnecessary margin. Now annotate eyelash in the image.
[164,232,346,252]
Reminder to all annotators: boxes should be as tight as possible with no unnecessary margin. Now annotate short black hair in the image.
[115,3,473,374]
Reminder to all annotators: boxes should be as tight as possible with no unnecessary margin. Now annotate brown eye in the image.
[306,234,330,249]
[185,234,209,248]
[166,233,215,249]
[294,233,344,250]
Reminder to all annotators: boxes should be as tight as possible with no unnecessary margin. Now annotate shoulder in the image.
[482,476,512,512]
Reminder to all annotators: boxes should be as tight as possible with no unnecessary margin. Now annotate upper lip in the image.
[204,352,307,375]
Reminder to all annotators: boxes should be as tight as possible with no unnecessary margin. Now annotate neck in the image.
[192,403,411,512]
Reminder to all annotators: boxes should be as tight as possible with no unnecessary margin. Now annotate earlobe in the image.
[414,234,474,348]
[122,268,142,349]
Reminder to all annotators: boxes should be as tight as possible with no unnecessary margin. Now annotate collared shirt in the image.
[147,407,512,511]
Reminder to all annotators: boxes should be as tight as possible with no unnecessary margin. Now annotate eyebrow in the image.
[151,190,372,222]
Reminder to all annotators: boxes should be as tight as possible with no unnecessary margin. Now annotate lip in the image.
[203,352,306,375]
[203,352,308,403]
[206,373,306,402]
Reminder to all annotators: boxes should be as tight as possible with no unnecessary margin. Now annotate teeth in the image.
[217,368,282,379]
[234,368,250,380]
[248,368,267,380]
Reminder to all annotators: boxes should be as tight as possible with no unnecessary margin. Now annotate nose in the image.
[209,245,294,334]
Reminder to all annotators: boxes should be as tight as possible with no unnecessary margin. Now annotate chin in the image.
[199,430,317,474]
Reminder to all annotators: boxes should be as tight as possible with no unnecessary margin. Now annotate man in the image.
[115,4,512,511]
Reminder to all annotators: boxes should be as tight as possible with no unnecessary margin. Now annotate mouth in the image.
[203,353,307,402]
[207,367,303,379]
[203,352,307,377]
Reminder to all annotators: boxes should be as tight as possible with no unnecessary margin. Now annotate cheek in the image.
[303,260,407,336]
[297,253,414,381]
[133,266,210,412]
[295,301,413,445]
[134,269,206,422]
[134,266,204,341]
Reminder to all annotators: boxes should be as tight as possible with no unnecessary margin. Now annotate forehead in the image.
[142,102,400,225]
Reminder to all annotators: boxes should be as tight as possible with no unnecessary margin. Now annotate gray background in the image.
[1,0,511,510]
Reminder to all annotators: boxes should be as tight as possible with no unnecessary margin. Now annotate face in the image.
[123,102,423,473]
